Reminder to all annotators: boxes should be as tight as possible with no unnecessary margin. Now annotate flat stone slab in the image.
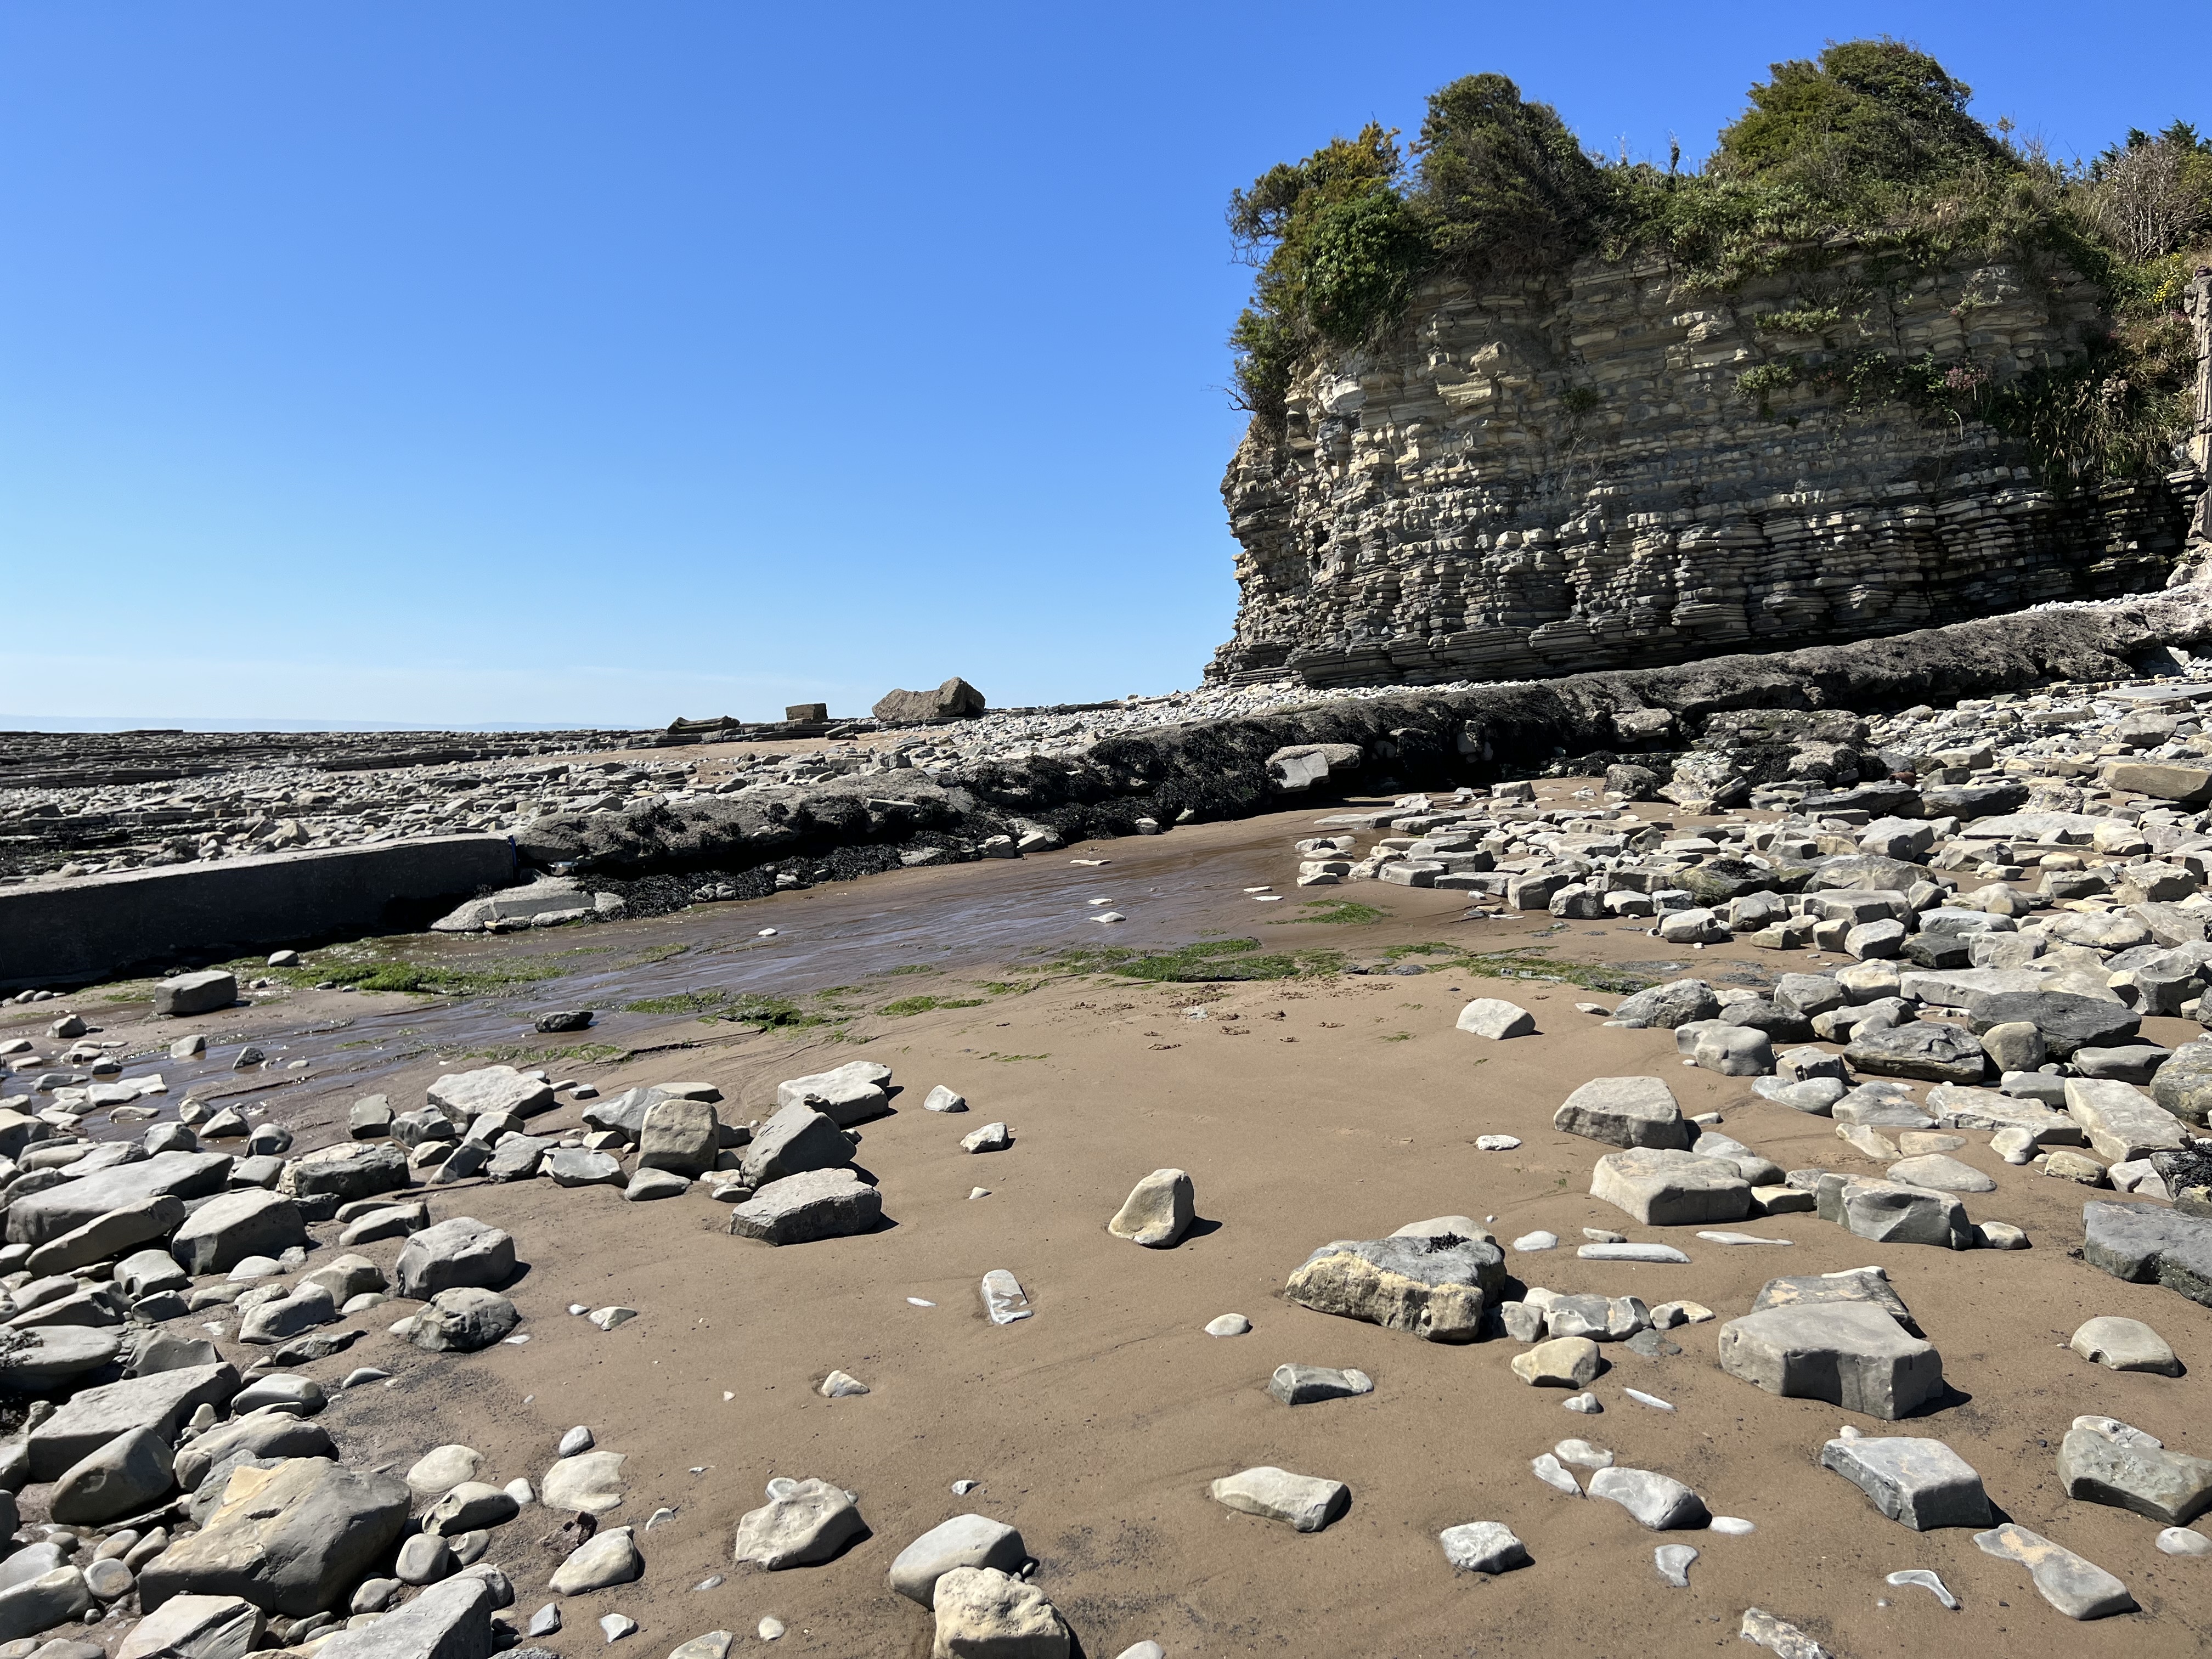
[1820,1435,1991,1529]
[1552,1076,1691,1149]
[1577,1243,1691,1263]
[1717,1302,1944,1419]
[1974,1522,2136,1619]
[2059,1415,2212,1525]
[6,1153,232,1248]
[1267,1364,1373,1406]
[2069,1316,2180,1375]
[1814,1175,1973,1250]
[2081,1200,2212,1306]
[726,1170,882,1245]
[1208,1466,1347,1532]
[2065,1079,2187,1163]
[1844,1022,1987,1085]
[1590,1149,1750,1226]
[1586,1468,1707,1530]
[1884,1153,1995,1193]
[1284,1234,1504,1343]
[1926,1085,2081,1143]
[1752,1268,1917,1333]
[1963,991,2138,1053]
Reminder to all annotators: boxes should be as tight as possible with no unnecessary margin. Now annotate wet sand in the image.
[13,788,2212,1656]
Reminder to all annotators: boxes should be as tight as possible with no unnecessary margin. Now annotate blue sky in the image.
[2,4,2202,729]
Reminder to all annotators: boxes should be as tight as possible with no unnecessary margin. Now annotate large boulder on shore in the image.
[138,1458,411,1616]
[873,678,986,723]
[1284,1233,1504,1342]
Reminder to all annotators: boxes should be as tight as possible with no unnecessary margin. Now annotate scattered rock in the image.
[1207,1467,1348,1532]
[1106,1169,1194,1248]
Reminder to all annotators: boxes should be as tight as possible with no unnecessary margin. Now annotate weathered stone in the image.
[1819,1435,1991,1529]
[1437,1521,1529,1574]
[410,1289,519,1352]
[1964,991,2140,1056]
[394,1218,516,1300]
[29,1363,237,1481]
[539,1452,625,1515]
[2069,1316,2181,1375]
[176,1412,334,1494]
[2058,1415,2212,1525]
[7,1153,230,1248]
[1717,1302,1944,1419]
[155,973,237,1017]
[774,1062,892,1126]
[1609,980,1720,1029]
[2082,1200,2212,1305]
[1589,1149,1750,1226]
[114,1594,262,1659]
[1752,1268,1917,1331]
[1455,999,1534,1039]
[1974,1522,2136,1620]
[1815,1175,1973,1249]
[311,1573,494,1659]
[1587,1468,1707,1530]
[1267,1364,1373,1405]
[888,1515,1025,1606]
[637,1099,719,1178]
[1673,1021,1773,1076]
[49,1425,173,1525]
[1884,1153,1995,1193]
[1845,1022,1986,1084]
[1552,1077,1691,1149]
[727,1170,881,1245]
[25,1195,185,1278]
[2064,1078,2187,1163]
[422,1482,519,1537]
[549,1527,641,1595]
[731,1479,865,1568]
[928,1566,1068,1659]
[738,1105,853,1188]
[280,1142,408,1205]
[544,1148,622,1187]
[1739,1607,1833,1659]
[1207,1467,1347,1532]
[426,1066,555,1122]
[0,1325,123,1389]
[1511,1337,1601,1388]
[238,1284,336,1346]
[0,1568,91,1645]
[1283,1233,1504,1342]
[1105,1169,1193,1248]
[138,1458,410,1616]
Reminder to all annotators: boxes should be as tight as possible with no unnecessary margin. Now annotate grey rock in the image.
[114,1593,263,1659]
[1973,1522,2136,1620]
[1437,1521,1529,1573]
[731,1479,865,1568]
[29,1363,237,1481]
[887,1514,1025,1606]
[1739,1608,1835,1658]
[280,1142,409,1205]
[2081,1200,2212,1305]
[737,1105,853,1188]
[1551,1077,1691,1149]
[311,1573,495,1659]
[1106,1169,1193,1248]
[1586,1467,1707,1530]
[49,1426,173,1526]
[423,1482,520,1537]
[1207,1466,1348,1532]
[487,1135,552,1182]
[0,1326,123,1390]
[1814,1175,1973,1249]
[774,1062,891,1127]
[411,1289,520,1352]
[727,1170,881,1245]
[927,1565,1068,1659]
[174,1412,334,1493]
[1455,998,1534,1039]
[1845,1022,1987,1085]
[545,1149,624,1188]
[427,1066,556,1121]
[1964,991,2140,1056]
[1589,1148,1750,1226]
[550,1527,641,1595]
[7,1152,231,1249]
[394,1534,453,1587]
[623,1168,689,1202]
[1718,1302,1944,1418]
[1819,1435,1991,1528]
[0,1570,91,1646]
[2058,1415,2212,1525]
[638,1098,719,1179]
[2064,1078,2187,1163]
[1609,980,1720,1030]
[1751,1269,1917,1332]
[2068,1316,2181,1374]
[138,1457,410,1616]
[1266,1364,1374,1405]
[155,973,238,1017]
[237,1283,336,1346]
[1884,1153,1995,1193]
[1283,1233,1504,1342]
[540,1452,625,1514]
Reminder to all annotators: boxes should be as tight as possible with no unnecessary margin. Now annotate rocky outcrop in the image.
[1214,250,2203,688]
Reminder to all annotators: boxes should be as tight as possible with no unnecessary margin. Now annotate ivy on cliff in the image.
[1227,39,2210,484]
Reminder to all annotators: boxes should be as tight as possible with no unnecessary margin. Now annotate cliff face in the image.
[1213,250,2203,687]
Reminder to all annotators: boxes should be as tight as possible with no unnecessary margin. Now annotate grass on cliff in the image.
[1227,42,2209,484]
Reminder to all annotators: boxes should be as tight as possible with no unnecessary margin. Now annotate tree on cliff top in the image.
[1417,73,1606,279]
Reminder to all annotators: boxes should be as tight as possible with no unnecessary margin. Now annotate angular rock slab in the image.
[1586,1468,1707,1530]
[1974,1522,2136,1619]
[1208,1466,1347,1532]
[30,1362,239,1481]
[2064,1078,2188,1164]
[114,1593,263,1659]
[2068,1315,2181,1375]
[1845,1021,1987,1085]
[1283,1233,1504,1342]
[732,1479,866,1569]
[888,1514,1025,1606]
[314,1573,494,1659]
[50,1425,176,1526]
[1267,1364,1373,1406]
[1819,1435,1990,1529]
[1511,1337,1600,1388]
[1717,1302,1944,1419]
[1814,1175,1973,1250]
[1740,1608,1835,1659]
[980,1270,1032,1325]
[2058,1415,2212,1525]
[727,1170,881,1245]
[1589,1149,1750,1226]
[1553,1077,1691,1150]
[139,1457,411,1616]
[1437,1521,1528,1573]
[394,1218,516,1300]
[2081,1200,2212,1306]
[0,1567,92,1645]
[1105,1169,1193,1248]
[1751,1267,1917,1332]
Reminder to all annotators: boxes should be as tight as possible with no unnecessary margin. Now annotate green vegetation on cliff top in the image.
[1230,39,2209,483]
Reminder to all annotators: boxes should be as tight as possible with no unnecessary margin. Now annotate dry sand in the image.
[15,789,2212,1656]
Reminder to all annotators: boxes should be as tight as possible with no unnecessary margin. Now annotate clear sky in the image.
[2,4,2203,729]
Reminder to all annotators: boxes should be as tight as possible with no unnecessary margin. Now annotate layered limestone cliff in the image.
[1214,250,2207,687]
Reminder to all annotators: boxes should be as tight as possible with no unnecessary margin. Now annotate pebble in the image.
[819,1370,870,1398]
[589,1306,639,1331]
[691,1577,725,1592]
[1531,1453,1581,1496]
[951,1481,980,1496]
[1555,1439,1613,1469]
[1655,1544,1699,1587]
[1563,1393,1601,1414]
[757,1617,785,1640]
[907,1297,936,1308]
[1624,1389,1675,1412]
[560,1426,595,1457]
[2157,1527,2211,1556]
[968,1188,990,1199]
[1579,1243,1691,1264]
[527,1605,561,1637]
[981,1269,1032,1324]
[1709,1517,1757,1536]
[1204,1314,1251,1336]
[1512,1231,1558,1251]
[600,1615,637,1644]
[1695,1231,1793,1246]
[1475,1135,1521,1151]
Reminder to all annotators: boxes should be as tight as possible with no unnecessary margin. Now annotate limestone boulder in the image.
[1551,1077,1692,1149]
[1283,1233,1504,1342]
[928,1566,1069,1659]
[1106,1169,1193,1248]
[1589,1149,1750,1226]
[394,1218,516,1300]
[1819,1435,1991,1529]
[731,1479,866,1569]
[138,1457,410,1616]
[1718,1302,1944,1419]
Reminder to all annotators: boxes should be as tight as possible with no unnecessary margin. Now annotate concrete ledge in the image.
[0,835,515,989]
